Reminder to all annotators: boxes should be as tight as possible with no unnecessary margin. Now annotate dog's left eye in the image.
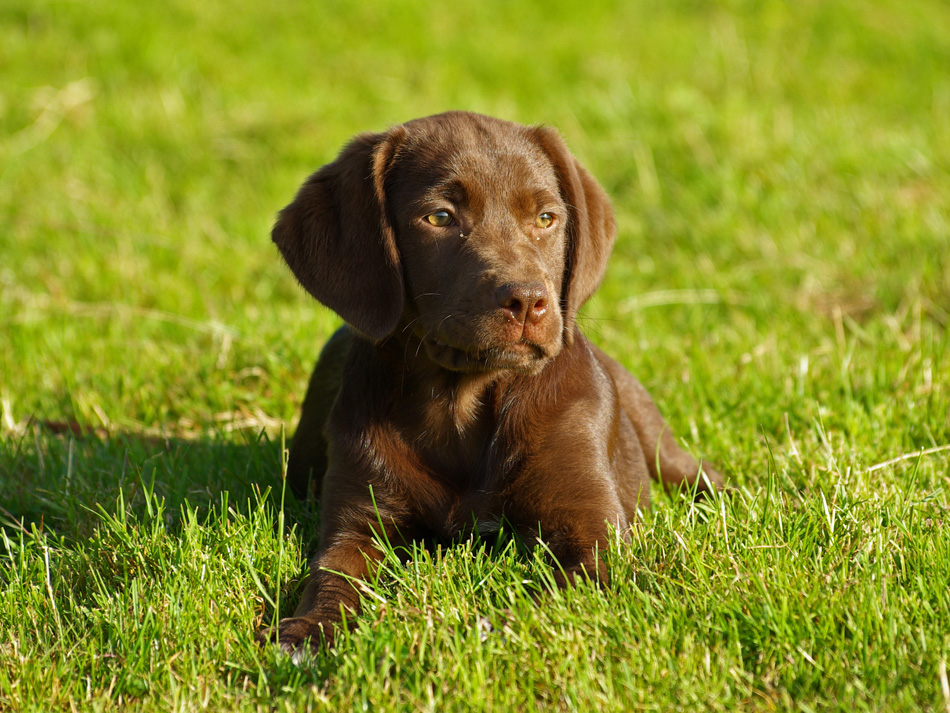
[535,213,555,229]
[425,211,454,227]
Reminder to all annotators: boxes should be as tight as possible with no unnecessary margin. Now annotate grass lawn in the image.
[2,0,949,710]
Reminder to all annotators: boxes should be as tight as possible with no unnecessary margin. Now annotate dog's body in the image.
[269,112,722,651]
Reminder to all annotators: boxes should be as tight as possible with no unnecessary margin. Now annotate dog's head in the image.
[273,111,615,374]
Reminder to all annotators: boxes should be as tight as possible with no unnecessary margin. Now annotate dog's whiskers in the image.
[435,314,455,338]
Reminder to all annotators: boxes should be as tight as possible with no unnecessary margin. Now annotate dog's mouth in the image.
[424,336,550,374]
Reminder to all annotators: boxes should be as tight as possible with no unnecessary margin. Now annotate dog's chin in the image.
[424,338,554,375]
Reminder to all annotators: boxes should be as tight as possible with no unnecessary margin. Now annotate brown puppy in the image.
[268,111,722,653]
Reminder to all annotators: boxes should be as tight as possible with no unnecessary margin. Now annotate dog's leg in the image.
[593,345,723,494]
[537,522,613,588]
[271,536,381,654]
[286,327,354,501]
[505,411,639,590]
[272,458,417,654]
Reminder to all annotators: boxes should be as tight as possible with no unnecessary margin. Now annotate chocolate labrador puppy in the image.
[267,111,722,653]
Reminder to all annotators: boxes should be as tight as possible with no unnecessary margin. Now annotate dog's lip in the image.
[426,335,548,371]
[429,335,539,357]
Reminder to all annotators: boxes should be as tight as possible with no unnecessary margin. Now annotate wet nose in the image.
[495,282,549,325]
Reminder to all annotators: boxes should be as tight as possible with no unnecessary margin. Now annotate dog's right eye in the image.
[425,211,454,227]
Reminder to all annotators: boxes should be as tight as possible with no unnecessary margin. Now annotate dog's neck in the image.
[381,336,499,431]
[370,334,512,477]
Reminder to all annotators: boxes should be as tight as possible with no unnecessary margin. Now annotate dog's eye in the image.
[425,211,454,227]
[535,213,555,229]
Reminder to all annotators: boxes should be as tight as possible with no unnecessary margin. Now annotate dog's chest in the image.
[394,371,524,537]
[412,423,513,539]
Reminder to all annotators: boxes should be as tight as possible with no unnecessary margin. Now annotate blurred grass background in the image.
[2,0,949,710]
[2,0,948,443]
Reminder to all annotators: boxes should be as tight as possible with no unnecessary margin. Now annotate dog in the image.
[266,111,723,652]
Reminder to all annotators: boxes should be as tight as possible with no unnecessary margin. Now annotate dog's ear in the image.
[272,129,406,341]
[532,127,616,344]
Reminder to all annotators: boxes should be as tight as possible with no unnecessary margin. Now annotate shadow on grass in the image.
[0,421,360,696]
[0,419,311,541]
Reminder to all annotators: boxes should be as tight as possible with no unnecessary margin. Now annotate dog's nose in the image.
[495,282,548,325]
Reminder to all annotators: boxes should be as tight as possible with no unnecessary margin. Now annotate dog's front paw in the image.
[257,616,333,659]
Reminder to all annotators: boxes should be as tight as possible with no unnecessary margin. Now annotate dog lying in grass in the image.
[264,111,723,653]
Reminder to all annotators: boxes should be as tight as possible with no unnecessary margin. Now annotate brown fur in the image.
[265,111,723,652]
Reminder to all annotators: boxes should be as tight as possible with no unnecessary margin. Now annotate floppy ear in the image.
[532,127,616,344]
[272,129,406,341]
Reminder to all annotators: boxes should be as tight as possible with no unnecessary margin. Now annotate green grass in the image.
[2,0,949,710]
